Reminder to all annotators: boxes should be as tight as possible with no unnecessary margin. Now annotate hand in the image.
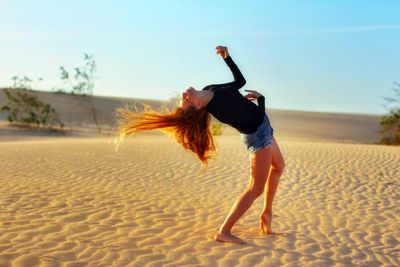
[215,46,229,59]
[244,89,263,101]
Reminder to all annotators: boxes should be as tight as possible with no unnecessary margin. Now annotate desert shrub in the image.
[211,122,224,136]
[59,53,97,95]
[10,75,43,90]
[379,82,400,145]
[379,108,400,145]
[0,88,64,129]
[57,53,102,133]
[10,75,33,89]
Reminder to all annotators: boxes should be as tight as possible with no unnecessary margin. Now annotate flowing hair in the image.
[114,102,216,165]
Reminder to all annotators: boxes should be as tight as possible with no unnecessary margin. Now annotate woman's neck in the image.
[197,90,214,108]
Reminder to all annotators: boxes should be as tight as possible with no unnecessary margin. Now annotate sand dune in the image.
[1,88,396,266]
[0,136,399,266]
[0,89,381,144]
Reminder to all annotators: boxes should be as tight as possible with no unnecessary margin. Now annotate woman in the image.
[115,46,285,244]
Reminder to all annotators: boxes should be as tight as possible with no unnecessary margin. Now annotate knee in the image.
[247,185,264,198]
[274,161,285,176]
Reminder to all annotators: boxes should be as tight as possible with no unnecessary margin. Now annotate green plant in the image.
[59,53,97,95]
[10,75,33,89]
[0,88,64,129]
[380,82,400,145]
[58,53,102,133]
[10,75,44,89]
[379,108,400,145]
[211,122,224,136]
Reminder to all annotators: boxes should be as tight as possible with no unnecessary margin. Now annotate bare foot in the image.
[214,231,246,244]
[259,213,273,234]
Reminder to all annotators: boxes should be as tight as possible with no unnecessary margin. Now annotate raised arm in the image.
[223,56,247,89]
[215,46,246,90]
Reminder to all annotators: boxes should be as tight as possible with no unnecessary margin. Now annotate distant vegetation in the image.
[1,52,102,132]
[1,88,64,130]
[57,53,102,133]
[1,74,64,129]
[10,75,43,89]
[56,53,97,96]
[379,82,400,145]
[211,122,224,136]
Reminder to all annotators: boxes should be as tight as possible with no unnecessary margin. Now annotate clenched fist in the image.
[215,46,229,59]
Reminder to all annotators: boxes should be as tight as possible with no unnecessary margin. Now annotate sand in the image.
[1,135,399,266]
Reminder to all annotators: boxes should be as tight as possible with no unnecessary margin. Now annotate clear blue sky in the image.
[1,0,399,115]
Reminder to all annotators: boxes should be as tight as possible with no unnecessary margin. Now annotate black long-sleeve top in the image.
[202,56,266,134]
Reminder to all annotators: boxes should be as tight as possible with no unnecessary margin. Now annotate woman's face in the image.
[179,87,198,110]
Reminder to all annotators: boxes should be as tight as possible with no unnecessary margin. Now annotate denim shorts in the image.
[240,116,274,154]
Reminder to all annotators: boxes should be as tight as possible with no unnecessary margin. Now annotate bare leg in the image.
[260,137,285,234]
[214,146,272,244]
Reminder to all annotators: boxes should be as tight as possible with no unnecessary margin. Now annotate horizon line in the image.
[0,87,385,117]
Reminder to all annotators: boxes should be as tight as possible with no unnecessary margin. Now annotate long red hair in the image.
[114,103,216,164]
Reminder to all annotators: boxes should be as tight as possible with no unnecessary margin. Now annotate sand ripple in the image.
[0,137,399,266]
